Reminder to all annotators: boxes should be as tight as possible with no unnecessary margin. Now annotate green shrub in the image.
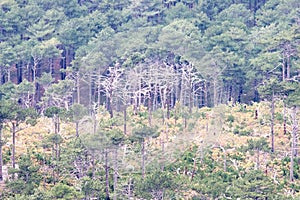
[226,115,235,123]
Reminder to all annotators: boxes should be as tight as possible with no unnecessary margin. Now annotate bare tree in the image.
[100,65,124,118]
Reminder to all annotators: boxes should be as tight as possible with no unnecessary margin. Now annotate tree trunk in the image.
[105,149,110,199]
[213,78,218,106]
[0,124,3,181]
[128,177,132,199]
[77,72,81,104]
[271,91,275,153]
[148,93,152,126]
[7,66,11,83]
[191,156,196,181]
[282,57,286,81]
[166,89,170,120]
[292,106,298,157]
[290,145,294,182]
[290,106,298,182]
[113,148,118,200]
[220,146,227,172]
[12,122,16,170]
[89,73,93,114]
[75,121,79,137]
[17,62,23,84]
[286,55,291,79]
[123,106,127,135]
[189,82,192,113]
[284,102,287,135]
[142,139,145,179]
[0,67,2,85]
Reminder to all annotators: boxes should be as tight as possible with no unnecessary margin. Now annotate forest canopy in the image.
[0,0,300,199]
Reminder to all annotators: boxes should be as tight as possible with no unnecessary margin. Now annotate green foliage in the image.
[1,0,300,198]
[80,176,105,199]
[48,183,83,200]
[132,126,159,141]
[135,170,178,199]
[233,125,252,136]
[226,114,235,123]
[44,106,66,118]
[226,170,284,199]
[245,138,270,153]
[6,152,41,196]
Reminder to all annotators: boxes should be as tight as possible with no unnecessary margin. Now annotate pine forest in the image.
[0,0,300,199]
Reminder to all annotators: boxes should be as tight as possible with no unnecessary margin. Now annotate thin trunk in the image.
[0,67,2,85]
[89,73,92,114]
[189,82,192,113]
[287,55,291,79]
[113,148,118,200]
[282,58,286,81]
[213,78,217,106]
[290,106,297,182]
[12,122,16,170]
[257,148,260,170]
[7,66,11,82]
[43,147,46,188]
[123,106,127,135]
[191,157,196,181]
[138,77,142,108]
[166,90,170,120]
[0,124,3,181]
[105,150,110,199]
[91,151,95,179]
[220,146,227,172]
[204,82,208,107]
[77,72,80,104]
[128,177,132,199]
[284,102,287,135]
[290,146,294,182]
[180,73,184,106]
[97,80,101,107]
[52,145,56,184]
[271,92,275,153]
[161,138,165,171]
[292,106,298,157]
[142,139,145,179]
[75,121,79,137]
[148,93,152,126]
[109,93,113,118]
[153,85,157,111]
[17,62,22,84]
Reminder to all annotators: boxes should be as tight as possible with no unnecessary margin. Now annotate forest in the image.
[0,0,300,199]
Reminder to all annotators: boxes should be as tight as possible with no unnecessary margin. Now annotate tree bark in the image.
[284,102,287,135]
[213,78,218,106]
[290,106,298,182]
[282,57,286,81]
[123,106,127,135]
[148,93,152,126]
[12,122,16,170]
[287,55,291,79]
[292,106,298,157]
[0,124,3,181]
[256,148,260,170]
[0,67,2,85]
[142,139,145,179]
[113,148,118,200]
[271,91,275,153]
[105,149,110,199]
[77,72,81,104]
[75,121,79,137]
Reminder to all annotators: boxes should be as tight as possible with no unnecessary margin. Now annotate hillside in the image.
[0,0,300,199]
[0,102,299,199]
